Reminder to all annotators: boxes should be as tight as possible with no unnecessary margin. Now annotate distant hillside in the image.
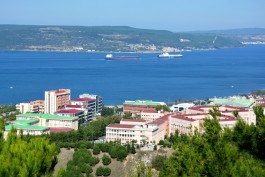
[190,28,265,43]
[0,25,243,52]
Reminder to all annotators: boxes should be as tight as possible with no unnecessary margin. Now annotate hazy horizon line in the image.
[1,23,265,33]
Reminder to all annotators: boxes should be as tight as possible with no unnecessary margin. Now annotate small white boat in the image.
[105,54,140,60]
[158,52,183,58]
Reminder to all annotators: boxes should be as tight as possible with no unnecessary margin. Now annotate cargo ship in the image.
[157,52,183,58]
[105,54,140,60]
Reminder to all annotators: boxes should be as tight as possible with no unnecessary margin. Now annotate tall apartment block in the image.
[79,93,103,115]
[44,89,70,114]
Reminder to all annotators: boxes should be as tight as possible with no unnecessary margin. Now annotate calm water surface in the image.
[0,45,265,105]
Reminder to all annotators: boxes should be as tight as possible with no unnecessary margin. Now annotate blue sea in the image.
[0,45,265,105]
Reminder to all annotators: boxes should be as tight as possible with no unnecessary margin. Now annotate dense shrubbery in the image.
[63,149,94,176]
[98,143,110,152]
[0,105,16,114]
[109,144,128,161]
[152,155,166,171]
[102,154,111,165]
[101,106,122,117]
[93,145,101,155]
[96,166,111,176]
[89,156,100,166]
[58,141,134,176]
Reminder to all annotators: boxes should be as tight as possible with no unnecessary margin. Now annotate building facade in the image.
[16,100,44,114]
[44,89,70,114]
[123,100,166,115]
[106,117,168,145]
[79,94,103,115]
[16,113,78,130]
[106,105,257,145]
[140,111,167,122]
[55,109,85,122]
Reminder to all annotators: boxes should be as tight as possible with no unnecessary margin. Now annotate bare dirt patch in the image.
[53,148,75,176]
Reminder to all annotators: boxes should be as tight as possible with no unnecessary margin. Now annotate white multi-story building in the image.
[16,100,44,114]
[106,105,257,145]
[55,109,85,122]
[65,104,93,121]
[106,117,168,145]
[186,105,256,125]
[79,94,103,114]
[140,111,167,122]
[170,103,195,112]
[44,89,70,114]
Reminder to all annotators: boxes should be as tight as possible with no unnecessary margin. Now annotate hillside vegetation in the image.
[0,25,242,52]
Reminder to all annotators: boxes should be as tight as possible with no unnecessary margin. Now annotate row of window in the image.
[107,129,135,133]
[106,133,135,137]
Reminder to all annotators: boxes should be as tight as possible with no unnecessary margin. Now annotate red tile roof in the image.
[122,119,146,122]
[56,109,83,114]
[55,89,70,94]
[219,115,237,121]
[188,105,247,112]
[50,127,74,133]
[171,115,197,122]
[141,110,158,113]
[65,105,82,108]
[149,115,169,126]
[72,98,95,102]
[107,124,135,129]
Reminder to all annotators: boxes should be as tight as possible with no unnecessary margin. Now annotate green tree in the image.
[93,145,101,155]
[133,162,152,177]
[103,167,111,176]
[89,156,100,166]
[96,166,111,176]
[153,144,157,151]
[0,134,58,177]
[109,144,128,161]
[155,105,170,112]
[101,106,115,117]
[159,109,265,177]
[131,142,136,154]
[0,118,5,131]
[102,154,112,165]
[56,167,66,177]
[126,143,131,153]
[253,105,265,124]
[151,155,166,171]
[232,110,240,118]
[123,112,132,118]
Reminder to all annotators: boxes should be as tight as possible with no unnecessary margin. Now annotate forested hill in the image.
[0,25,242,52]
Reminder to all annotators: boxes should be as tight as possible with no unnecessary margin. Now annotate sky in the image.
[1,0,265,32]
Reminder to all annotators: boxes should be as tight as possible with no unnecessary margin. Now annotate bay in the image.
[0,45,265,105]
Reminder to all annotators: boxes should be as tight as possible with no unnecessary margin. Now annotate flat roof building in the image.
[16,113,78,130]
[123,100,166,115]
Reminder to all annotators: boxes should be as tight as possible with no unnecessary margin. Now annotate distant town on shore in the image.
[1,25,265,53]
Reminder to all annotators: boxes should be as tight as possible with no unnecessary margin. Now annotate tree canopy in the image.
[0,132,58,177]
[159,106,265,177]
